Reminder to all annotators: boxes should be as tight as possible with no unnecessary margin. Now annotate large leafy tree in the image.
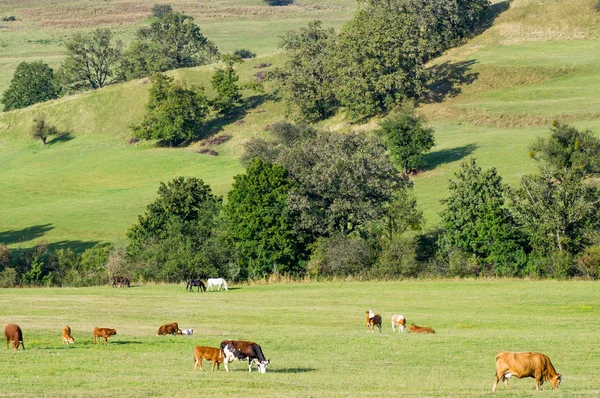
[61,28,123,90]
[512,123,600,257]
[440,158,526,276]
[131,73,209,146]
[210,54,243,115]
[376,108,435,174]
[226,159,307,278]
[1,61,60,111]
[275,20,338,122]
[119,12,219,80]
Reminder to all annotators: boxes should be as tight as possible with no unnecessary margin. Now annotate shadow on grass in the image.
[426,60,479,103]
[269,367,317,374]
[0,224,54,246]
[479,1,511,32]
[110,341,142,345]
[424,144,478,171]
[47,131,74,146]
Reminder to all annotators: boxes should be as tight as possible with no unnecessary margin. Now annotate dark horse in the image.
[186,279,206,292]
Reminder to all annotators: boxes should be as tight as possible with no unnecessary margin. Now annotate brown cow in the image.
[62,325,75,345]
[366,310,382,334]
[194,345,225,371]
[156,322,181,336]
[93,327,117,344]
[408,324,435,334]
[493,351,561,391]
[5,324,25,350]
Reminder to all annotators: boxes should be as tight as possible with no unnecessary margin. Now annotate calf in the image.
[156,322,181,336]
[181,328,193,336]
[391,314,406,332]
[220,340,270,373]
[62,325,75,345]
[493,351,561,391]
[93,327,117,344]
[194,346,224,371]
[408,324,435,334]
[4,324,25,350]
[366,310,382,334]
[111,276,130,288]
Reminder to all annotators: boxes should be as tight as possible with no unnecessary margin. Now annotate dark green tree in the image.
[512,123,600,257]
[377,108,435,174]
[210,54,243,115]
[30,116,58,145]
[275,20,338,122]
[119,12,219,80]
[61,28,123,90]
[440,158,526,276]
[1,61,60,111]
[226,159,307,278]
[131,73,209,146]
[151,4,173,17]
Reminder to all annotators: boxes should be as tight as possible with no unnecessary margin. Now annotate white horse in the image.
[207,278,228,291]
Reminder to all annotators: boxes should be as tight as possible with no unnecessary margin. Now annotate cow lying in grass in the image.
[366,310,382,334]
[5,323,25,350]
[156,322,181,336]
[408,324,435,334]
[62,325,74,345]
[93,327,117,344]
[493,351,561,391]
[194,346,224,371]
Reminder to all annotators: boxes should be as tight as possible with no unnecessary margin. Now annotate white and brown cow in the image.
[220,340,270,373]
[391,314,406,332]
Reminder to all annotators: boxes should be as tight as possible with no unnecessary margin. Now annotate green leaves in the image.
[1,61,60,111]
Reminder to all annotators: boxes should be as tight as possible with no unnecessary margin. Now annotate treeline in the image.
[2,121,599,287]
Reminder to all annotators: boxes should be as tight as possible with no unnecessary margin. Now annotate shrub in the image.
[373,235,419,278]
[2,16,17,22]
[233,49,256,59]
[151,4,173,18]
[0,244,11,267]
[307,235,374,278]
[0,267,18,287]
[31,116,58,144]
[576,245,600,280]
[264,0,293,5]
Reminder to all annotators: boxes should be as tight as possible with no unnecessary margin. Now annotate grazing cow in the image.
[493,351,561,391]
[220,340,270,373]
[93,327,117,344]
[181,328,193,336]
[156,322,181,336]
[408,324,435,334]
[366,310,382,334]
[186,279,206,292]
[194,346,225,371]
[111,276,130,288]
[4,324,25,351]
[207,278,228,291]
[391,314,406,332]
[62,325,75,345]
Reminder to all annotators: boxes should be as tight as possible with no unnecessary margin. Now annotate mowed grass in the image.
[0,280,599,397]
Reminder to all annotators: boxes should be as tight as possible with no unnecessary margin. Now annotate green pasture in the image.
[0,280,599,396]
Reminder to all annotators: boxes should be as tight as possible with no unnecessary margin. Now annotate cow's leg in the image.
[492,373,501,391]
[377,323,382,333]
[248,358,253,372]
[20,340,25,350]
[5,336,8,349]
[224,360,229,372]
[392,321,395,332]
[104,336,108,345]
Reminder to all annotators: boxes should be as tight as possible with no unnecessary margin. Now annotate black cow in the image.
[111,276,130,288]
[186,279,206,292]
[220,340,270,373]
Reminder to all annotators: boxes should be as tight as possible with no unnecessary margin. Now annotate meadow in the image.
[1,280,599,397]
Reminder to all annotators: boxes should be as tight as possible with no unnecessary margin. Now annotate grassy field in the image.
[0,280,599,397]
[2,0,600,248]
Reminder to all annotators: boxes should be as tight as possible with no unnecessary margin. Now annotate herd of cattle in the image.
[3,300,563,390]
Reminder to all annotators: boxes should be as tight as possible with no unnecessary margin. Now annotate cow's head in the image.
[258,359,270,374]
[550,374,561,390]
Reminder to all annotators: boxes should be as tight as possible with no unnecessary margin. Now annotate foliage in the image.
[30,116,58,144]
[378,188,424,242]
[2,15,17,22]
[210,54,243,115]
[241,121,316,165]
[440,158,526,276]
[275,20,338,122]
[1,61,60,111]
[130,73,209,146]
[279,130,406,236]
[512,123,600,256]
[0,243,11,267]
[15,242,58,286]
[376,108,435,174]
[373,235,419,278]
[226,159,307,278]
[233,48,256,59]
[61,28,123,90]
[151,4,173,18]
[119,12,219,80]
[307,235,374,277]
[0,267,18,287]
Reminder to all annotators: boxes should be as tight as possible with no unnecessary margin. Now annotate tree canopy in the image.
[1,61,60,111]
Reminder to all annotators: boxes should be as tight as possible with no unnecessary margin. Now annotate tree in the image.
[440,158,526,276]
[131,73,209,146]
[1,61,60,111]
[275,20,338,122]
[279,130,407,236]
[61,28,123,90]
[151,4,173,17]
[226,159,308,278]
[119,12,219,80]
[210,54,243,115]
[30,116,58,144]
[376,108,435,174]
[512,123,600,257]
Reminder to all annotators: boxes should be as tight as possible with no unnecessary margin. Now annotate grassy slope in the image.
[0,280,599,397]
[2,0,600,247]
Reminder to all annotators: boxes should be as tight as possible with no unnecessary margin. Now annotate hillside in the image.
[1,0,600,250]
